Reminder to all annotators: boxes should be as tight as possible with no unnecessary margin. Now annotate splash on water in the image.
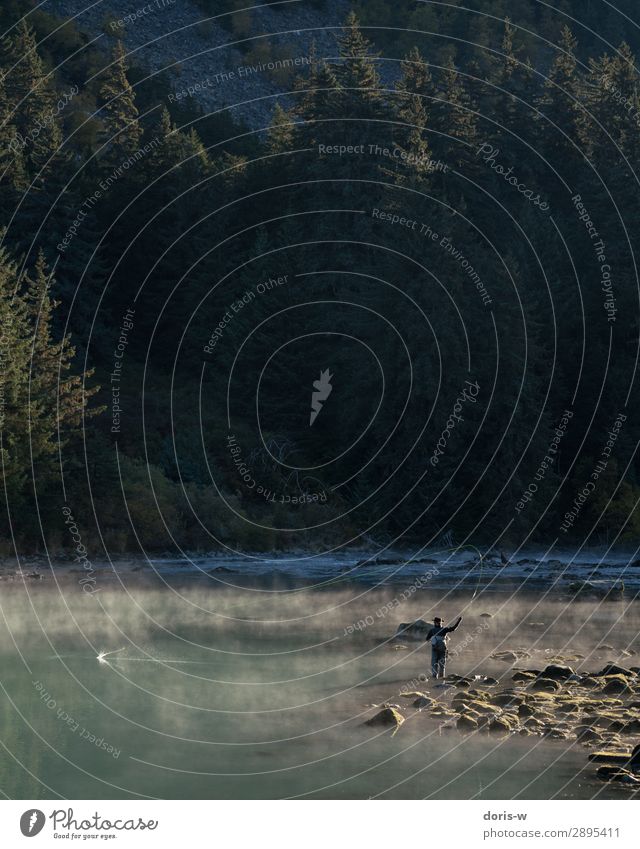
[97,648,126,664]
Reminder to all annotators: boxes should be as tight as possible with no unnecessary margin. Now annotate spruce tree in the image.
[1,19,62,176]
[535,26,580,161]
[334,12,383,119]
[98,40,143,167]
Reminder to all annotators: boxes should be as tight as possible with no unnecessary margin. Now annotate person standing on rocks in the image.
[426,615,462,679]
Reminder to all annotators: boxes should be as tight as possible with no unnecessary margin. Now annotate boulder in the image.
[579,675,602,689]
[620,719,640,735]
[512,671,539,682]
[602,675,631,695]
[596,766,640,785]
[457,714,479,733]
[530,677,562,693]
[488,716,513,734]
[490,692,524,708]
[598,664,635,678]
[412,696,435,709]
[394,620,431,641]
[491,650,519,663]
[365,707,404,728]
[544,727,569,740]
[454,699,497,716]
[556,701,580,714]
[539,664,574,681]
[575,726,601,742]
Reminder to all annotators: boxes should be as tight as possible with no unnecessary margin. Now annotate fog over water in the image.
[1,578,638,799]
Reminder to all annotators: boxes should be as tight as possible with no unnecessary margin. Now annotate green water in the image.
[0,581,637,799]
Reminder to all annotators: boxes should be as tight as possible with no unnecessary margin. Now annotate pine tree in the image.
[0,241,31,514]
[387,49,434,185]
[428,57,478,171]
[535,26,580,159]
[24,250,100,474]
[98,41,143,167]
[0,68,28,199]
[1,19,62,175]
[334,12,383,119]
[267,102,295,156]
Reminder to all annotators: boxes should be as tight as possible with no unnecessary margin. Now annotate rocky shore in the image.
[365,656,640,790]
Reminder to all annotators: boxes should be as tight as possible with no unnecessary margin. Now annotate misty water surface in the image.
[1,579,638,799]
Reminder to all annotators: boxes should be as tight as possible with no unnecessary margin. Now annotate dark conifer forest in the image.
[1,0,640,555]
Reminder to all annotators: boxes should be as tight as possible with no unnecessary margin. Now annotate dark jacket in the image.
[425,617,462,650]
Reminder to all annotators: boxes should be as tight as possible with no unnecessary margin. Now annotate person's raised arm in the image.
[446,615,463,633]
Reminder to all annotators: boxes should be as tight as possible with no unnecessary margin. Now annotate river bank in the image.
[3,548,640,595]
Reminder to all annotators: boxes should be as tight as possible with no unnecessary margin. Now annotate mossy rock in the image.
[575,726,601,742]
[539,664,574,680]
[488,716,514,734]
[457,714,479,733]
[530,677,562,693]
[598,664,635,677]
[596,766,640,785]
[556,701,580,714]
[602,676,631,695]
[512,671,539,682]
[365,707,404,728]
[490,692,525,708]
[544,727,569,740]
[578,676,602,689]
[491,651,519,663]
[466,688,492,700]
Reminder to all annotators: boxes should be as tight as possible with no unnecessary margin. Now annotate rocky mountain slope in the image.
[46,0,352,129]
